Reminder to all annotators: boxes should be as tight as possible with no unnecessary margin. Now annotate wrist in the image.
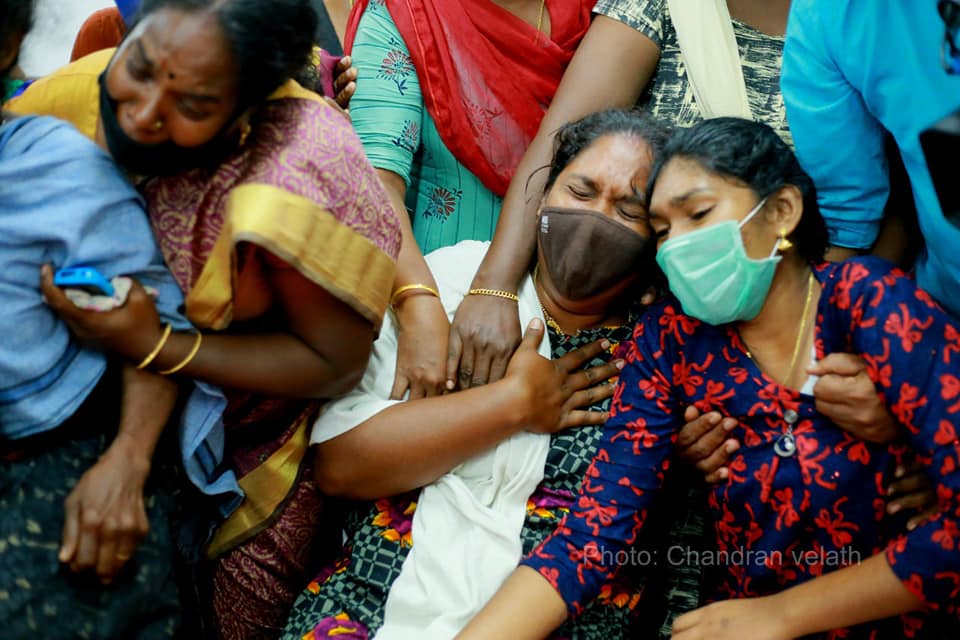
[770,590,805,637]
[104,432,153,478]
[494,377,536,433]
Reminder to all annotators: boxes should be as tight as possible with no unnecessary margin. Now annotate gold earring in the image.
[778,229,794,252]
[239,123,252,147]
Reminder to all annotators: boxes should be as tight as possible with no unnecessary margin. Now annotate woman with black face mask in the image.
[9,1,402,637]
[279,110,698,640]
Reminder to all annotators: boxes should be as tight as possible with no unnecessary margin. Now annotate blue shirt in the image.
[0,115,240,514]
[781,0,960,317]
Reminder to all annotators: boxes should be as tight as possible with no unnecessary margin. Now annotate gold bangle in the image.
[136,324,172,370]
[158,332,203,376]
[390,283,440,307]
[467,288,519,302]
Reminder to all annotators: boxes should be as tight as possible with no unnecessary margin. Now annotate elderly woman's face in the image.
[648,158,779,260]
[543,133,654,237]
[104,8,240,147]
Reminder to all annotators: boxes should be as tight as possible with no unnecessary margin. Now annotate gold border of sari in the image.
[206,414,310,558]
[185,182,395,331]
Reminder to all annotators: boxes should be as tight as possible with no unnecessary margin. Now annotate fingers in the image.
[487,351,511,386]
[675,411,734,451]
[567,360,624,391]
[887,489,937,516]
[59,495,81,564]
[517,318,546,351]
[567,380,617,411]
[335,82,356,109]
[72,506,102,573]
[807,352,865,377]
[39,264,79,317]
[559,409,610,429]
[333,57,356,89]
[457,336,476,390]
[389,372,410,401]
[692,439,740,477]
[445,330,464,391]
[887,467,930,497]
[557,339,611,372]
[469,351,492,388]
[704,467,730,484]
[907,506,940,531]
[95,519,119,583]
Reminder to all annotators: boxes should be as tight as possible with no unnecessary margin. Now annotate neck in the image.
[533,262,629,334]
[489,0,549,35]
[737,255,817,386]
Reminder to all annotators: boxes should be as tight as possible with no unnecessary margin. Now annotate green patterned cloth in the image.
[593,0,793,147]
[348,0,503,254]
[2,77,25,103]
[283,317,706,640]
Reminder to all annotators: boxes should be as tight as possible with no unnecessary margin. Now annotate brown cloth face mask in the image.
[537,206,652,301]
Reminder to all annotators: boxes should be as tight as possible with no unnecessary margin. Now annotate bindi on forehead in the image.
[137,11,236,91]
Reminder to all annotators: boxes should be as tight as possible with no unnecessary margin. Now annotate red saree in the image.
[345,0,593,196]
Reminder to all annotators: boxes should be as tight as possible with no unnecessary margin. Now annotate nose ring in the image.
[152,120,164,131]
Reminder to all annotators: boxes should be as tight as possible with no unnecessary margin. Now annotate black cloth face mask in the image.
[98,72,239,177]
[537,206,652,301]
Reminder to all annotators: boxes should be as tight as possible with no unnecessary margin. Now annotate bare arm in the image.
[457,566,568,639]
[315,326,620,499]
[41,263,375,399]
[60,365,179,582]
[671,555,920,639]
[378,169,450,399]
[447,16,660,388]
[468,15,660,293]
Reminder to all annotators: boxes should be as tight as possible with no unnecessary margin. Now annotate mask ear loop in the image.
[736,197,781,259]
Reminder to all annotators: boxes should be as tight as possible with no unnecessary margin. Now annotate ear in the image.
[764,185,804,248]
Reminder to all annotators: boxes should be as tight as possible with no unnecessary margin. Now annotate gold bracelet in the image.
[390,283,440,307]
[158,332,203,376]
[467,288,519,302]
[136,324,172,370]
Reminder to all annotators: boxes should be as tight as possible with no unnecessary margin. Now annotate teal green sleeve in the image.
[349,2,423,187]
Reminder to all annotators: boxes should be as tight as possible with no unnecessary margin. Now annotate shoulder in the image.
[593,0,666,45]
[817,256,943,313]
[2,115,120,178]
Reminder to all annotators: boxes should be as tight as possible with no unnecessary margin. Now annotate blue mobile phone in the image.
[53,267,115,297]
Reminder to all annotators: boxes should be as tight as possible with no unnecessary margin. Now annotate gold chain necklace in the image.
[533,265,566,336]
[534,0,547,43]
[774,271,816,457]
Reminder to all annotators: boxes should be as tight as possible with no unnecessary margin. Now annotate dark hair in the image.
[0,0,33,81]
[138,0,317,107]
[543,109,671,194]
[648,117,829,263]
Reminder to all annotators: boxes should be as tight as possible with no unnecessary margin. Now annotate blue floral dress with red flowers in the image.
[524,257,960,638]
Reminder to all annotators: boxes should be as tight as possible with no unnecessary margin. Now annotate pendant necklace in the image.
[773,272,816,457]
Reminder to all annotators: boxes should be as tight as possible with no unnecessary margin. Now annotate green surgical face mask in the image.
[656,198,780,325]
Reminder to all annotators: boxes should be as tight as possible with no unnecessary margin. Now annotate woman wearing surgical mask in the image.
[459,118,960,639]
[281,111,702,640]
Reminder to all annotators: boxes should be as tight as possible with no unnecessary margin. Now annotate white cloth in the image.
[310,241,551,639]
[667,0,753,119]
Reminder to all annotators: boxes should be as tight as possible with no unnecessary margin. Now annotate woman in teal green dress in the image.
[343,0,593,399]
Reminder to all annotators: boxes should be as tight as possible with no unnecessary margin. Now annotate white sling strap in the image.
[667,0,753,119]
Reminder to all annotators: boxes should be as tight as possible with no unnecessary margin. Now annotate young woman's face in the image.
[648,157,779,260]
[103,8,240,147]
[543,132,654,238]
